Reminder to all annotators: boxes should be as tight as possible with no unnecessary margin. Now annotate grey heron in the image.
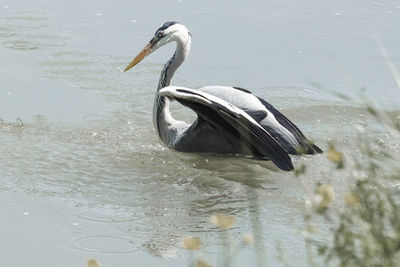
[124,21,322,171]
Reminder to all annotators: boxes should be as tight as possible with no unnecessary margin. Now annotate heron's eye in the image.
[157,32,163,38]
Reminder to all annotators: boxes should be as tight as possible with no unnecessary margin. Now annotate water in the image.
[1,0,400,266]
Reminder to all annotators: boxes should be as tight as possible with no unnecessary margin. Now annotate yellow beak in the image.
[124,42,153,72]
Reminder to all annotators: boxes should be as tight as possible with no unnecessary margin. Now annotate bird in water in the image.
[124,21,322,171]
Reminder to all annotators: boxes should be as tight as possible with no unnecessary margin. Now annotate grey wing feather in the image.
[198,86,322,155]
[256,97,322,154]
[159,86,294,171]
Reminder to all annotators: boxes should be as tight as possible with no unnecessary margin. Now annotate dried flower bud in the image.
[328,148,343,162]
[210,214,235,229]
[182,236,202,250]
[316,184,335,211]
[243,233,254,245]
[87,259,101,267]
[327,146,344,168]
[343,193,360,206]
[196,259,212,267]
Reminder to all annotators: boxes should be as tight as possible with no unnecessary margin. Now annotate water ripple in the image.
[0,26,15,37]
[70,235,137,254]
[3,39,38,50]
[0,12,66,50]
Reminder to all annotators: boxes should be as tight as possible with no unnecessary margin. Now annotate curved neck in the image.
[153,32,191,145]
[157,34,191,90]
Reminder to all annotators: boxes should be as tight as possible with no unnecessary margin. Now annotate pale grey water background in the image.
[1,0,400,266]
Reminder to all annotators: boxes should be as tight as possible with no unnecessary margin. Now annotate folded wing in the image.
[159,86,294,171]
[198,86,322,155]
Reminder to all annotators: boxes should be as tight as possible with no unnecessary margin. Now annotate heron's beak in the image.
[124,39,156,72]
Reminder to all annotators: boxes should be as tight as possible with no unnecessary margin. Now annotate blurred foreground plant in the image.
[87,259,101,267]
[304,104,400,267]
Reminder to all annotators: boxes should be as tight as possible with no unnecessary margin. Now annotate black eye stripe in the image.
[154,21,178,36]
[158,21,178,31]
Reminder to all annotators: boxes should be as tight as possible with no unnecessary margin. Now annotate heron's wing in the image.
[255,96,322,154]
[198,86,322,154]
[159,86,294,171]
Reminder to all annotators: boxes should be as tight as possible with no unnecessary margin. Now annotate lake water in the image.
[1,0,400,266]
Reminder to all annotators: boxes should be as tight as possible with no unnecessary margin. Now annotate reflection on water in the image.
[1,0,400,266]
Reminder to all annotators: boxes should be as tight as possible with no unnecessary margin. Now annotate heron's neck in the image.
[157,35,191,90]
[153,33,191,145]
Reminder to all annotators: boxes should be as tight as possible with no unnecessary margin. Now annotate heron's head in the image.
[124,21,191,72]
